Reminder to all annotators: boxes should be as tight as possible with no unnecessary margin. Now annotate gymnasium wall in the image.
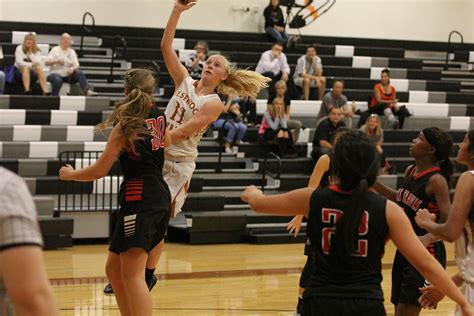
[0,0,472,43]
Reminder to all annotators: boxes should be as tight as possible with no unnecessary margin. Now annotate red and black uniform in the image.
[391,165,446,306]
[303,185,389,316]
[109,106,171,254]
[300,168,331,288]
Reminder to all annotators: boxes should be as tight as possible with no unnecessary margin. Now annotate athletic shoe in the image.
[103,283,114,295]
[103,275,157,295]
[146,275,158,291]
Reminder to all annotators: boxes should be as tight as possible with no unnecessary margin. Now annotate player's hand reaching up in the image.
[174,0,197,12]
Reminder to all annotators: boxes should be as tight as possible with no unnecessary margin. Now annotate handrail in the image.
[261,151,282,192]
[57,151,120,238]
[108,35,127,83]
[215,119,234,173]
[79,12,96,58]
[444,30,463,71]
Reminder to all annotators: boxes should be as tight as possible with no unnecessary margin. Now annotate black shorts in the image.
[302,297,386,316]
[391,241,446,306]
[109,177,171,254]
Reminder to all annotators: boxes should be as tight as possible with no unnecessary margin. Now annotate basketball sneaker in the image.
[103,283,114,295]
[103,275,158,295]
[146,274,158,291]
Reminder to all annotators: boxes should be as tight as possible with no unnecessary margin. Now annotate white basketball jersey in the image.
[164,76,220,159]
[455,170,474,283]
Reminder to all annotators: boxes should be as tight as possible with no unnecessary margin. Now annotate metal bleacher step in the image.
[34,196,55,216]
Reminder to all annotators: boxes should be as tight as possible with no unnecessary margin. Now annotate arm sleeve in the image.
[15,46,31,68]
[293,57,304,79]
[0,174,43,250]
[280,53,290,74]
[263,111,281,130]
[276,7,286,27]
[256,51,278,74]
[313,121,329,145]
[263,7,274,28]
[71,49,80,68]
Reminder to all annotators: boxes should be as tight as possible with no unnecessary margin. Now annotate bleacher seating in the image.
[1,20,474,245]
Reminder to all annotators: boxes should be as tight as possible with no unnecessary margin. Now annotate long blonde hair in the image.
[270,97,284,117]
[214,54,270,97]
[362,114,382,139]
[22,33,40,54]
[97,68,155,148]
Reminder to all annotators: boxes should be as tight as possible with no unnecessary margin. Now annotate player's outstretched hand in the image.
[241,185,262,204]
[174,0,197,12]
[287,215,303,237]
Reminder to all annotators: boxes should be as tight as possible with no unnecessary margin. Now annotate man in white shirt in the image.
[293,45,326,100]
[255,42,295,96]
[46,33,96,96]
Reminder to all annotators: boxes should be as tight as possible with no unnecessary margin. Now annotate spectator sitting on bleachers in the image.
[238,96,258,126]
[311,106,346,162]
[256,42,296,97]
[317,80,352,128]
[360,113,383,154]
[259,97,296,157]
[267,80,302,141]
[293,45,326,100]
[360,113,392,174]
[14,33,49,95]
[0,70,4,94]
[367,68,410,129]
[214,94,247,154]
[185,40,208,80]
[45,33,96,96]
[263,0,288,44]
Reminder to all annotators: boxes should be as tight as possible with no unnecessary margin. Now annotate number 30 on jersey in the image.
[146,117,165,151]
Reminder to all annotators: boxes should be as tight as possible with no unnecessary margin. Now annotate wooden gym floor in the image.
[45,241,458,315]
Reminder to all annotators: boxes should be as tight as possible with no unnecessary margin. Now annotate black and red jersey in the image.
[396,165,442,236]
[305,185,389,300]
[118,106,170,208]
[119,106,166,179]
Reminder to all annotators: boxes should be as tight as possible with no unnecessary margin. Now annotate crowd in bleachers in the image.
[0,32,96,96]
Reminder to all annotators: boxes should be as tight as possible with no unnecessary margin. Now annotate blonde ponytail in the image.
[213,55,270,97]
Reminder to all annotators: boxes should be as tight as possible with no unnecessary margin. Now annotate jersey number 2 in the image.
[146,117,165,151]
[321,208,369,257]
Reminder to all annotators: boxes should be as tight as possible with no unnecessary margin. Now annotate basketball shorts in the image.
[163,159,196,217]
[301,297,386,316]
[391,241,446,306]
[455,281,474,316]
[109,177,171,254]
